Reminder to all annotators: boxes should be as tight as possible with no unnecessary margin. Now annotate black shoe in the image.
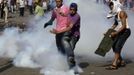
[68,57,76,69]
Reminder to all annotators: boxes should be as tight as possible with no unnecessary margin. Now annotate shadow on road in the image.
[0,61,13,73]
[97,59,133,67]
[78,62,90,68]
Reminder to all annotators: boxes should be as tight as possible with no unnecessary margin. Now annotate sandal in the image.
[118,61,126,67]
[105,65,118,70]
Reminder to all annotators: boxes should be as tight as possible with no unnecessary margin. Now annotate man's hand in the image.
[50,28,59,34]
[111,32,118,38]
[107,13,113,19]
[44,21,53,28]
[107,15,113,19]
[44,23,49,28]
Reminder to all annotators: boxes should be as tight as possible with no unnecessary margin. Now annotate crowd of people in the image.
[0,0,133,23]
[0,0,53,23]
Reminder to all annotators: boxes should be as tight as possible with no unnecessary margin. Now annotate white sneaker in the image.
[72,65,83,74]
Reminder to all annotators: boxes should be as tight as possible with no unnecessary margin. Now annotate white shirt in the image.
[19,0,25,7]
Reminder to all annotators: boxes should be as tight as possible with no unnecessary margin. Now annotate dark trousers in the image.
[61,35,79,57]
[28,5,33,14]
[56,33,63,53]
[112,29,131,53]
[55,32,79,68]
[0,5,4,18]
[19,7,24,16]
[0,9,4,18]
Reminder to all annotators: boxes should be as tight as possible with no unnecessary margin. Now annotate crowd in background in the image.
[96,0,134,10]
[0,0,55,23]
[0,0,134,23]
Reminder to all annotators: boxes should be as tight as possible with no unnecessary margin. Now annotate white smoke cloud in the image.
[0,0,134,75]
[0,27,20,58]
[0,11,81,75]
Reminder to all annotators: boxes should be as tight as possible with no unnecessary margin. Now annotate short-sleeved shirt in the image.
[68,13,80,38]
[35,5,44,16]
[52,5,69,32]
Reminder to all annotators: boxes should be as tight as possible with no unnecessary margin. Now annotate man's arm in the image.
[116,11,127,34]
[44,10,56,28]
[110,24,117,30]
[56,23,73,34]
[110,11,127,37]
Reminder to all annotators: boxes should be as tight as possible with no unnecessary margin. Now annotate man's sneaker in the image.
[68,57,76,69]
[72,65,83,75]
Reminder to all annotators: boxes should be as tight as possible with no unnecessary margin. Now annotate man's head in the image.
[70,3,78,16]
[55,0,63,8]
[109,1,122,14]
[109,1,114,10]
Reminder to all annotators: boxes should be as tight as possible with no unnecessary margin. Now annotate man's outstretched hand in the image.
[44,23,49,28]
[44,21,53,28]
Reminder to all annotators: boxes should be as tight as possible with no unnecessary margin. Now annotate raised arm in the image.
[44,10,56,28]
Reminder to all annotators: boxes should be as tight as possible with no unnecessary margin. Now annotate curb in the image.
[0,61,13,73]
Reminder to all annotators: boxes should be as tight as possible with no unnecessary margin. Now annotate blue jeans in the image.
[56,31,79,68]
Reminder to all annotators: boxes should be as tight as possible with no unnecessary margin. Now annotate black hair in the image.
[70,3,78,11]
[109,1,114,7]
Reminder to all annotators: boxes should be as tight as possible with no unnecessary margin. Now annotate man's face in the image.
[55,0,62,8]
[70,7,77,16]
[109,5,114,10]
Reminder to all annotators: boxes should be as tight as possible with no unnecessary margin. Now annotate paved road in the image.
[0,58,134,75]
[0,0,134,75]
